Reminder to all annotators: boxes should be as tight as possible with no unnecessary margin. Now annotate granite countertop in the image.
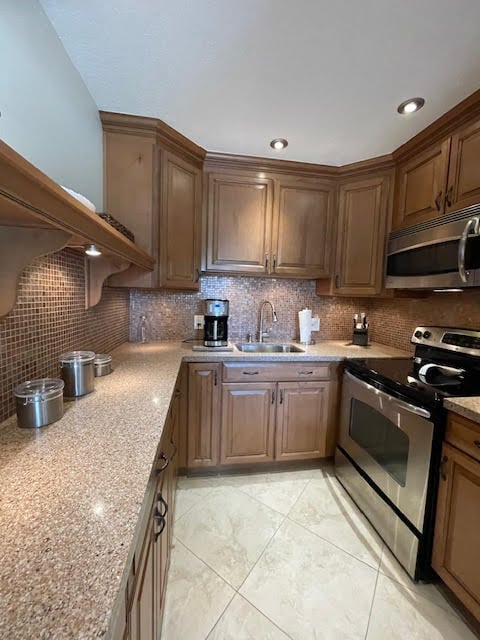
[0,340,408,639]
[444,397,480,424]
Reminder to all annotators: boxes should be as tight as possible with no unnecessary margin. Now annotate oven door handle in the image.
[345,370,431,420]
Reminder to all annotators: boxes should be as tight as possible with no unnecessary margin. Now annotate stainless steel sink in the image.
[235,342,305,353]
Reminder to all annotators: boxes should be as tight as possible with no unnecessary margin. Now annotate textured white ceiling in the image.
[40,0,480,165]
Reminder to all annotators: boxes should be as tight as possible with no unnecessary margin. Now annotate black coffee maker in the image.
[204,299,229,347]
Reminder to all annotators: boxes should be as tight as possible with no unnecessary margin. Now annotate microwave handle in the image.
[458,216,480,283]
[345,370,431,420]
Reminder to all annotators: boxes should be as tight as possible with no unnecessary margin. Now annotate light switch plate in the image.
[311,316,320,331]
[194,314,204,329]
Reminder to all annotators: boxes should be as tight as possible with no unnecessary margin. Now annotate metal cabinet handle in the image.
[298,370,313,375]
[156,494,168,518]
[474,440,480,449]
[154,512,166,541]
[434,191,443,211]
[271,390,275,404]
[195,268,200,282]
[279,389,284,404]
[242,371,259,375]
[156,453,169,474]
[440,455,449,481]
[273,254,277,270]
[446,185,454,208]
[265,254,269,270]
[458,216,480,283]
[335,274,340,289]
[214,371,218,386]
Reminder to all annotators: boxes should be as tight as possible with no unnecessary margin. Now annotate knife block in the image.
[352,328,369,346]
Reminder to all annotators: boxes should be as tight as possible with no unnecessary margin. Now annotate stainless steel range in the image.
[335,326,480,581]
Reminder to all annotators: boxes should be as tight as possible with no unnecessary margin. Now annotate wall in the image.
[367,291,480,352]
[130,276,366,343]
[0,249,129,423]
[0,1,103,209]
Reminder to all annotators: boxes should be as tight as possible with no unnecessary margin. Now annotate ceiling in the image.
[40,0,480,165]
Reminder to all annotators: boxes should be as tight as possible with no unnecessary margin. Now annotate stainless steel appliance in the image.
[386,204,480,289]
[204,299,229,347]
[60,351,95,397]
[94,354,112,377]
[336,326,480,580]
[14,378,64,428]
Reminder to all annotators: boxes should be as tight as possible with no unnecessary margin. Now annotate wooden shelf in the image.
[0,139,155,269]
[0,140,155,317]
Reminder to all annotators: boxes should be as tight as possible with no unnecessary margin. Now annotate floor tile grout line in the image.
[233,479,311,517]
[363,566,380,639]
[236,593,296,640]
[285,514,381,573]
[173,536,240,592]
[203,589,237,640]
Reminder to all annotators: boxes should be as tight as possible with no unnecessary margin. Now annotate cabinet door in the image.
[432,443,480,620]
[393,139,450,231]
[105,131,158,288]
[276,381,331,460]
[446,118,480,212]
[159,150,202,289]
[130,519,155,640]
[273,180,334,278]
[221,383,276,464]
[187,364,221,468]
[206,173,273,273]
[334,176,390,295]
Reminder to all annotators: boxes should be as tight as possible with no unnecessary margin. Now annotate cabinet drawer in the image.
[222,361,332,382]
[446,412,480,463]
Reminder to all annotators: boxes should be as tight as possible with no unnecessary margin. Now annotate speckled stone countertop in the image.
[444,397,480,424]
[0,340,408,639]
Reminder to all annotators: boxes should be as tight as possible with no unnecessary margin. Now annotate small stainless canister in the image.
[59,351,95,397]
[14,378,64,428]
[94,354,112,377]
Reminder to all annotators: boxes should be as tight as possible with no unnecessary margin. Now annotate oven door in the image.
[338,370,434,532]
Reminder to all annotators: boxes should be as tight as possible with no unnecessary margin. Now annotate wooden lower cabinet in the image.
[122,408,178,640]
[187,363,221,468]
[276,382,331,460]
[221,383,276,464]
[432,413,480,622]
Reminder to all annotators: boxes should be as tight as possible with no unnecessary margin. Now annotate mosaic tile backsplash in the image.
[130,276,366,343]
[0,249,129,423]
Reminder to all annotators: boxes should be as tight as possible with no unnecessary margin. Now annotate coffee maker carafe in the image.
[204,299,229,347]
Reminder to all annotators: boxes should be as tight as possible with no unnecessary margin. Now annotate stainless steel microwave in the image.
[386,204,480,289]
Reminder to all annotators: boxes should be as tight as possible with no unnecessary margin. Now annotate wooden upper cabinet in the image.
[220,382,276,464]
[105,131,158,288]
[206,173,273,273]
[433,441,480,620]
[273,180,334,278]
[187,363,221,468]
[159,150,202,289]
[334,175,390,296]
[446,117,480,212]
[393,139,451,231]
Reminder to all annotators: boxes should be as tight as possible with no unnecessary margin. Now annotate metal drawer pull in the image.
[271,390,275,404]
[298,370,313,375]
[156,453,169,474]
[474,440,480,448]
[279,389,283,404]
[156,494,169,518]
[242,371,259,375]
[154,511,166,541]
[440,455,449,481]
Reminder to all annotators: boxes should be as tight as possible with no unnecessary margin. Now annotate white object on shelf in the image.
[298,308,312,344]
[61,186,96,212]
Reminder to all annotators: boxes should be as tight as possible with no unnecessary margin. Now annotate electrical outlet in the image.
[194,314,204,330]
[311,316,320,331]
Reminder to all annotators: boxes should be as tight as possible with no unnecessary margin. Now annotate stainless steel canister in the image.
[94,354,112,377]
[59,351,95,397]
[14,378,64,428]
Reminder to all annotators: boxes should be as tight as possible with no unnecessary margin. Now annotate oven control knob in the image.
[423,331,432,339]
[414,330,423,339]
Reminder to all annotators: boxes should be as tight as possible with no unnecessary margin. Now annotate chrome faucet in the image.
[258,301,278,342]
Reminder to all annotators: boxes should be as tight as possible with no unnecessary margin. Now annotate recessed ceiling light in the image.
[270,138,288,150]
[397,97,425,115]
[85,244,102,257]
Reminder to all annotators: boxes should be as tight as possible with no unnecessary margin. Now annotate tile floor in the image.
[161,466,477,640]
